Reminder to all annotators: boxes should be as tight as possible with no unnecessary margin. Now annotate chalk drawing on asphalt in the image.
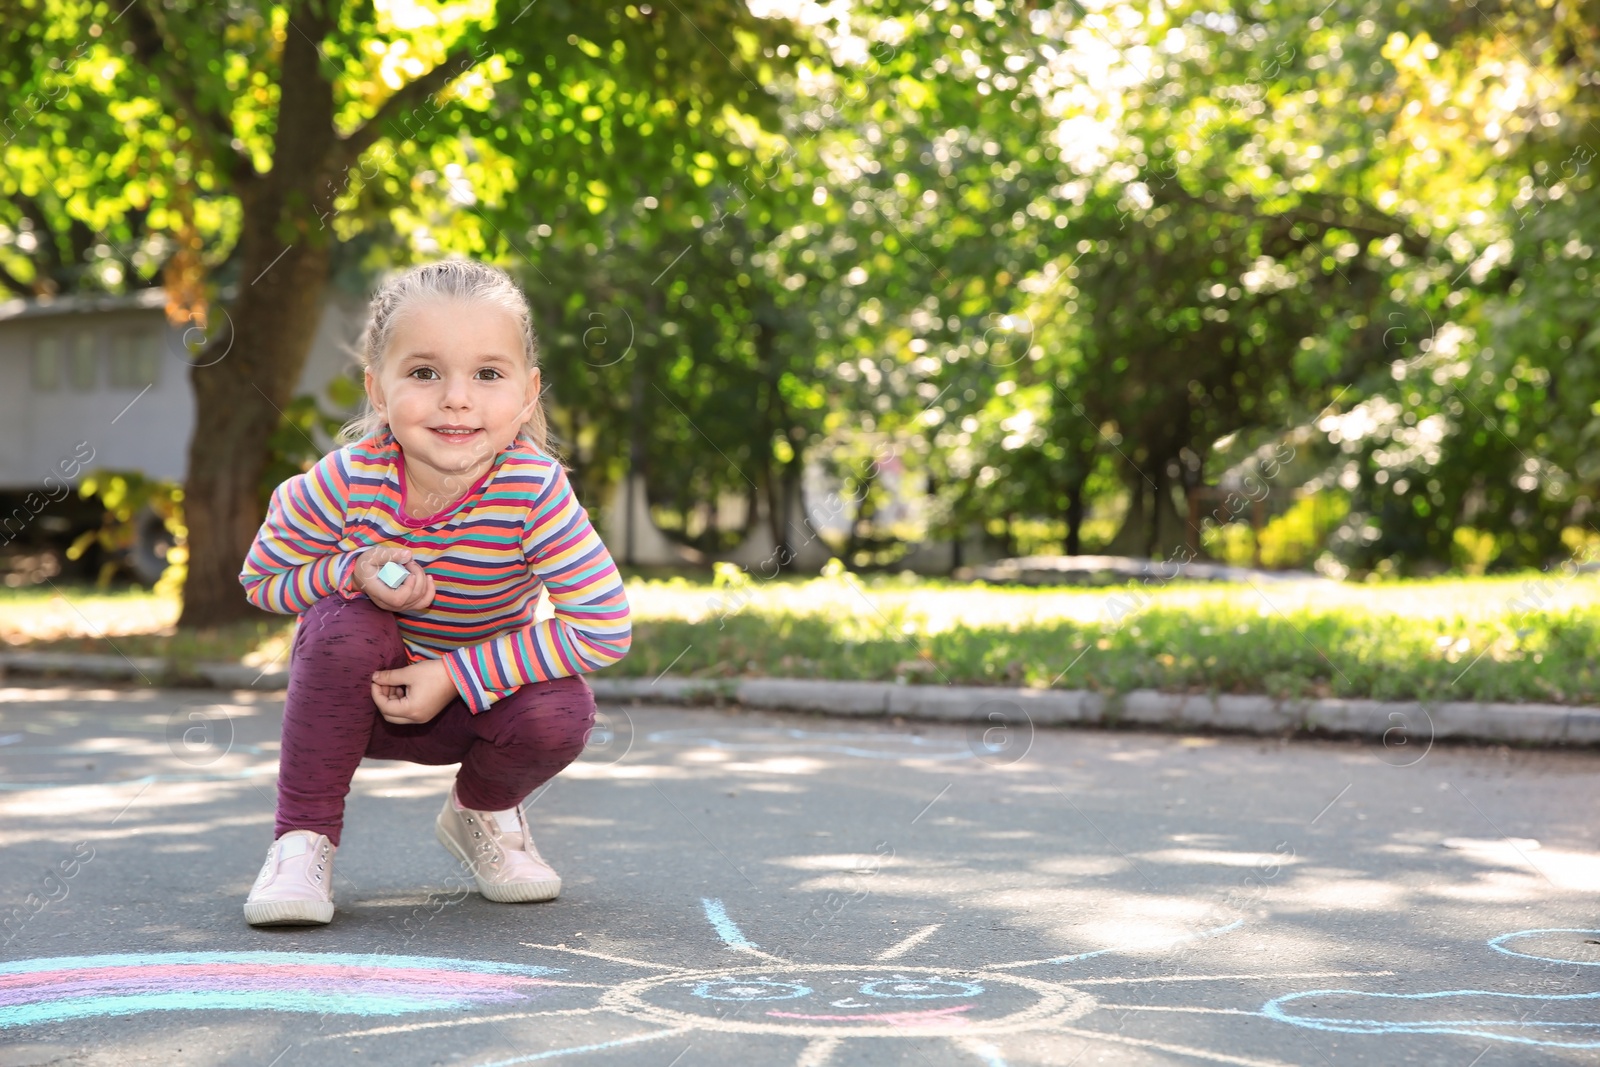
[16,898,1573,1062]
[1263,929,1600,1050]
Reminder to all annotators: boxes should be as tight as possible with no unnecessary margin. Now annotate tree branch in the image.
[332,41,487,171]
[0,259,36,298]
[1150,177,1432,259]
[1275,191,1432,258]
[5,192,75,294]
[122,0,258,187]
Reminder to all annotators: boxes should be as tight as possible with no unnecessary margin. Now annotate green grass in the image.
[0,585,293,671]
[3,571,1597,704]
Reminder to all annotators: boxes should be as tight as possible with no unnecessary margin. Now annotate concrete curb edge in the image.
[3,651,1595,747]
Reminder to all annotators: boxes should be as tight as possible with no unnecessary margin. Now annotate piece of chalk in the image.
[375,560,411,589]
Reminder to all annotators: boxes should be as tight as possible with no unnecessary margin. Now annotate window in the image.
[68,331,98,390]
[31,334,61,390]
[109,331,161,389]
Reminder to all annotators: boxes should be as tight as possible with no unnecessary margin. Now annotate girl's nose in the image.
[441,374,472,408]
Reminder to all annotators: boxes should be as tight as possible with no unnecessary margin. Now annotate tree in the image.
[1,0,795,624]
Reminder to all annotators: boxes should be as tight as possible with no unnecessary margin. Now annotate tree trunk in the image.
[623,344,647,566]
[178,10,339,627]
[844,461,878,564]
[179,243,333,626]
[1064,477,1085,555]
[1105,465,1191,560]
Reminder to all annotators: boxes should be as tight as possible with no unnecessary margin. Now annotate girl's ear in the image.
[364,367,385,419]
[520,366,542,421]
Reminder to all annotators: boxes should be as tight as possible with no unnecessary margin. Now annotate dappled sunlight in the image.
[354,761,455,799]
[0,806,271,848]
[1269,872,1410,912]
[678,749,732,763]
[0,685,175,704]
[559,761,693,780]
[0,593,181,644]
[1422,868,1554,904]
[1103,747,1169,763]
[769,853,899,872]
[353,762,455,783]
[723,757,827,775]
[0,771,273,821]
[1032,855,1129,878]
[542,815,617,828]
[993,891,1229,955]
[1437,840,1600,893]
[624,573,1600,631]
[1139,848,1305,869]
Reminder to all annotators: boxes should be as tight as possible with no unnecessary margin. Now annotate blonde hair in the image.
[337,259,558,460]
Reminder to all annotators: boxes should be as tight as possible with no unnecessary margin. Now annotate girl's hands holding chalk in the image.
[353,545,436,614]
[371,657,457,724]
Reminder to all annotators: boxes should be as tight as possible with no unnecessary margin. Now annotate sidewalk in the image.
[3,649,1595,747]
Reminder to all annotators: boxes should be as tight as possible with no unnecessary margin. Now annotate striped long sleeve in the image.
[239,452,366,614]
[441,461,632,712]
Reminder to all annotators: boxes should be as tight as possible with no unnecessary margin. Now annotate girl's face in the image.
[365,297,540,490]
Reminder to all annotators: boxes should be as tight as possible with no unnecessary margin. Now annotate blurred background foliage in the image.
[2,0,1598,592]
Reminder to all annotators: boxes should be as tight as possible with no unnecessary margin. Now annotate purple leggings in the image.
[274,594,597,846]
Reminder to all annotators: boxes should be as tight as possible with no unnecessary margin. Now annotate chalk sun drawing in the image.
[459,898,1265,1067]
[1263,929,1600,1050]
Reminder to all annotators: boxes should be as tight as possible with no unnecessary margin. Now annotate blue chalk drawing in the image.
[859,978,984,999]
[1264,929,1600,1050]
[1489,928,1600,967]
[701,897,761,951]
[1262,989,1600,1049]
[693,978,812,1001]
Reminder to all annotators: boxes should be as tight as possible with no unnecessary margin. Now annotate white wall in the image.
[0,293,366,490]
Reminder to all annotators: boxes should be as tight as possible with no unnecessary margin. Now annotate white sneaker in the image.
[243,830,336,926]
[435,786,561,903]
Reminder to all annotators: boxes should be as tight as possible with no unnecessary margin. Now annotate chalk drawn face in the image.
[602,964,1091,1037]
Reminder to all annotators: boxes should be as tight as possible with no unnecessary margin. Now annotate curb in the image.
[590,677,1600,747]
[0,651,287,690]
[3,651,1596,747]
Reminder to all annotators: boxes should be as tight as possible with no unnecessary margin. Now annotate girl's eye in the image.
[475,368,502,380]
[409,367,438,380]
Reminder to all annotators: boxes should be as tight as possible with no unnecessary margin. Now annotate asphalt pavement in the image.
[1,680,1597,1066]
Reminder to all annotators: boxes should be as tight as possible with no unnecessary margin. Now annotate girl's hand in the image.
[371,658,458,724]
[353,545,436,614]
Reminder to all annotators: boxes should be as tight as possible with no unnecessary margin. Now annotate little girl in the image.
[237,259,632,927]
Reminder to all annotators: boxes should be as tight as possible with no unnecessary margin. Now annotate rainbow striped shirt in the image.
[239,427,631,713]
